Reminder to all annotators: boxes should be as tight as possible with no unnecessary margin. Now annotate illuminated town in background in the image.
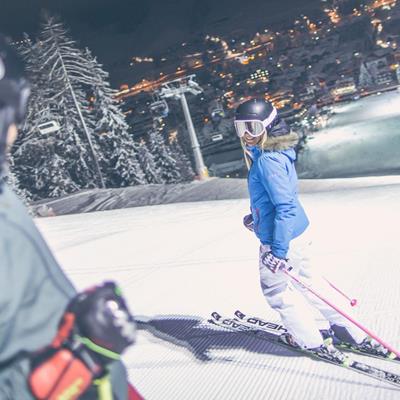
[108,1,399,176]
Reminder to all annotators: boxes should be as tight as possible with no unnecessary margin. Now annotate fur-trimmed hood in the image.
[242,118,299,168]
[261,131,299,152]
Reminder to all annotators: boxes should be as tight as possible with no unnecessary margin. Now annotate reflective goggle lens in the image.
[234,120,265,138]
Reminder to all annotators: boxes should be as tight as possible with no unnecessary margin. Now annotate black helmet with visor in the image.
[234,98,277,138]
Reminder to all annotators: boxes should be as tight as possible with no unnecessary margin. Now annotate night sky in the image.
[1,0,322,85]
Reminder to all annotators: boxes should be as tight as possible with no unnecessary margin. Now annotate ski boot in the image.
[311,337,352,367]
[322,327,398,361]
[350,337,398,360]
[280,332,352,366]
[279,332,300,348]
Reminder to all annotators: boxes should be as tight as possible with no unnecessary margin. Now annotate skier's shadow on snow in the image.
[136,314,299,362]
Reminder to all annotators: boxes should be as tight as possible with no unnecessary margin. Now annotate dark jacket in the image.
[0,184,128,399]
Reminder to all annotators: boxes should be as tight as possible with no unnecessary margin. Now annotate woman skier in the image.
[234,98,392,362]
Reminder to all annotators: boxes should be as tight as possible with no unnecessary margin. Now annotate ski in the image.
[338,342,400,364]
[208,311,400,389]
[233,309,400,365]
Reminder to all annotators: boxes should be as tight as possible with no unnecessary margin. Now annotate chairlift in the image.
[149,99,169,118]
[211,133,223,142]
[187,77,203,95]
[38,120,61,135]
[209,99,225,120]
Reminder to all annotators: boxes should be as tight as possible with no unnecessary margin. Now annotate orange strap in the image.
[51,312,76,348]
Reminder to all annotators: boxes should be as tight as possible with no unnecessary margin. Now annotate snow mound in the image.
[32,175,400,216]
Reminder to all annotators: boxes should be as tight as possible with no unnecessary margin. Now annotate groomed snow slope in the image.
[36,176,400,400]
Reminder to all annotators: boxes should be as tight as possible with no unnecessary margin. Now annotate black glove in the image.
[29,281,136,400]
[69,281,137,363]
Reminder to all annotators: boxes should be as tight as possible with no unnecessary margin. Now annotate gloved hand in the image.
[69,281,137,364]
[29,281,137,400]
[261,251,290,273]
[243,213,254,232]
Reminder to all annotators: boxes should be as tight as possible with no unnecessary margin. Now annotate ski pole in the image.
[283,268,400,358]
[323,277,358,307]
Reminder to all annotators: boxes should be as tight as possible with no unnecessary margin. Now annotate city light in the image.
[131,56,154,64]
[324,8,341,24]
[250,69,269,81]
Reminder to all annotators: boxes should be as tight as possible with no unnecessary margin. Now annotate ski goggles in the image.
[234,108,277,138]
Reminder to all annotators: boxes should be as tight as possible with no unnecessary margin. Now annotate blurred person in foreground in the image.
[0,34,143,400]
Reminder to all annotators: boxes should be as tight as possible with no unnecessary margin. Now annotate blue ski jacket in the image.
[247,129,309,259]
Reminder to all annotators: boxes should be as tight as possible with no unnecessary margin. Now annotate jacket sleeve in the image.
[258,154,297,259]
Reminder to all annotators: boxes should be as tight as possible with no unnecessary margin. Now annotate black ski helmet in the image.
[235,98,278,129]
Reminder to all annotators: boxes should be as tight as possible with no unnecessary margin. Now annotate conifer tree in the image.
[13,16,103,198]
[168,133,195,182]
[147,130,181,184]
[84,48,145,186]
[137,139,163,184]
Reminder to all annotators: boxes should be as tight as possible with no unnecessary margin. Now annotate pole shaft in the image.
[323,277,357,306]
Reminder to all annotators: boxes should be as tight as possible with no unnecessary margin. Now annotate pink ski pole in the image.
[283,268,400,358]
[323,277,358,307]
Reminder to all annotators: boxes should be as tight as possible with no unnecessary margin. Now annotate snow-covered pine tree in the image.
[147,130,181,184]
[12,33,78,199]
[13,16,105,199]
[38,16,104,188]
[13,134,79,200]
[137,139,163,184]
[3,155,32,205]
[84,48,145,186]
[168,133,195,183]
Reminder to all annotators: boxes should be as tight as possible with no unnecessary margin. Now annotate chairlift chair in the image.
[38,120,61,135]
[149,99,169,118]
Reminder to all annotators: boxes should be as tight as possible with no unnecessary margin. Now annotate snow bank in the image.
[32,175,400,216]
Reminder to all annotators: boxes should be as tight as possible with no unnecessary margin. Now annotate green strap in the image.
[78,336,121,360]
[94,375,113,400]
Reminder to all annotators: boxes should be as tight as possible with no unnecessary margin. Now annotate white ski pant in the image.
[259,234,366,349]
